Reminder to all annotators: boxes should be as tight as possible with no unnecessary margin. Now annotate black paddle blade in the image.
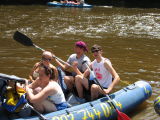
[13,31,33,46]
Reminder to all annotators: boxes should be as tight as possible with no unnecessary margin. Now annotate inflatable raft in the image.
[154,96,160,115]
[10,80,151,120]
[47,2,93,8]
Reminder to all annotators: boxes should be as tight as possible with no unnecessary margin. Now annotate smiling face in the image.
[91,44,103,59]
[92,50,102,58]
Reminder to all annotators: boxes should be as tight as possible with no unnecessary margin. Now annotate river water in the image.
[0,5,160,120]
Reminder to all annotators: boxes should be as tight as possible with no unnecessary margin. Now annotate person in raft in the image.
[60,0,68,3]
[72,0,84,5]
[54,41,91,102]
[75,44,120,100]
[29,51,58,83]
[77,0,84,4]
[26,66,68,113]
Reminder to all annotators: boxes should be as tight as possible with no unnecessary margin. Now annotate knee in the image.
[64,76,74,89]
[64,76,70,83]
[91,84,98,92]
[64,76,69,81]
[75,75,82,80]
[75,75,83,83]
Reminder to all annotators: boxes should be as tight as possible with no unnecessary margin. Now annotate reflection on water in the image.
[0,5,160,119]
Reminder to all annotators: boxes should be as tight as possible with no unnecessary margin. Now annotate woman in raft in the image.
[26,66,68,113]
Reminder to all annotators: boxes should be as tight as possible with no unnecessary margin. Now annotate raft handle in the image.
[89,102,94,107]
[65,109,70,115]
[123,84,137,91]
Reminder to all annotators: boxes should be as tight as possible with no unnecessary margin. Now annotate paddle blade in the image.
[116,109,131,120]
[13,31,33,46]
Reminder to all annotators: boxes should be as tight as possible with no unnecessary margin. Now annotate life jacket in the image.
[2,86,27,113]
[0,78,7,102]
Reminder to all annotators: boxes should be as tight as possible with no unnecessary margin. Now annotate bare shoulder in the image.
[34,62,41,67]
[41,82,55,95]
[104,59,112,69]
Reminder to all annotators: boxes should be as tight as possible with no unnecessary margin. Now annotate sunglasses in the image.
[91,50,99,53]
[42,57,52,62]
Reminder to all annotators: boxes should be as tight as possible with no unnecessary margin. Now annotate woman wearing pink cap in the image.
[54,41,91,102]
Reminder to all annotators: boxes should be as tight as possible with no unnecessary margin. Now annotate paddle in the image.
[82,61,131,120]
[13,31,71,67]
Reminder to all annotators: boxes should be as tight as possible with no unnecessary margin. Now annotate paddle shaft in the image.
[33,44,45,52]
[84,62,117,110]
[33,44,71,67]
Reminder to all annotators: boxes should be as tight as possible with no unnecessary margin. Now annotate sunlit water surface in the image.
[0,5,160,120]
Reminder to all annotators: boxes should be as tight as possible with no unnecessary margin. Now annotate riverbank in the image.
[85,0,160,8]
[1,0,160,8]
[0,0,50,5]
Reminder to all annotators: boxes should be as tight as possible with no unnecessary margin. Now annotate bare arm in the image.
[83,62,92,78]
[29,62,40,82]
[54,58,70,71]
[72,61,83,75]
[103,61,120,93]
[26,83,54,103]
[83,69,90,78]
[72,61,92,77]
[51,65,59,82]
[28,79,40,89]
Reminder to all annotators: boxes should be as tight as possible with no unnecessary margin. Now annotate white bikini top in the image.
[48,82,66,104]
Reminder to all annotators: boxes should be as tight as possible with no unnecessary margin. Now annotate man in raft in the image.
[54,41,91,103]
[75,44,120,100]
[29,51,58,83]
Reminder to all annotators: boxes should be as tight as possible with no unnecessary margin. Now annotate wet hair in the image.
[40,66,55,79]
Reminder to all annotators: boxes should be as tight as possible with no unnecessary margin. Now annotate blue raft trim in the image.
[15,80,152,120]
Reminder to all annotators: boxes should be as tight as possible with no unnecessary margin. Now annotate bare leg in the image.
[75,75,89,98]
[64,76,75,90]
[91,84,101,100]
[43,100,57,113]
[33,102,44,113]
[31,88,56,113]
[33,100,57,113]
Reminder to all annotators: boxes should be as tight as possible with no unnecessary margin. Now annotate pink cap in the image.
[75,41,88,52]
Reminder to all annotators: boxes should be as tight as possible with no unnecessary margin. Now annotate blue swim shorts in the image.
[55,102,68,111]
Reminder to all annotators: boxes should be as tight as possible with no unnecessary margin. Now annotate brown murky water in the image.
[0,5,160,120]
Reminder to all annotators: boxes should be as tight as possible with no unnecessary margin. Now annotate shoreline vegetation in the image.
[0,0,160,8]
